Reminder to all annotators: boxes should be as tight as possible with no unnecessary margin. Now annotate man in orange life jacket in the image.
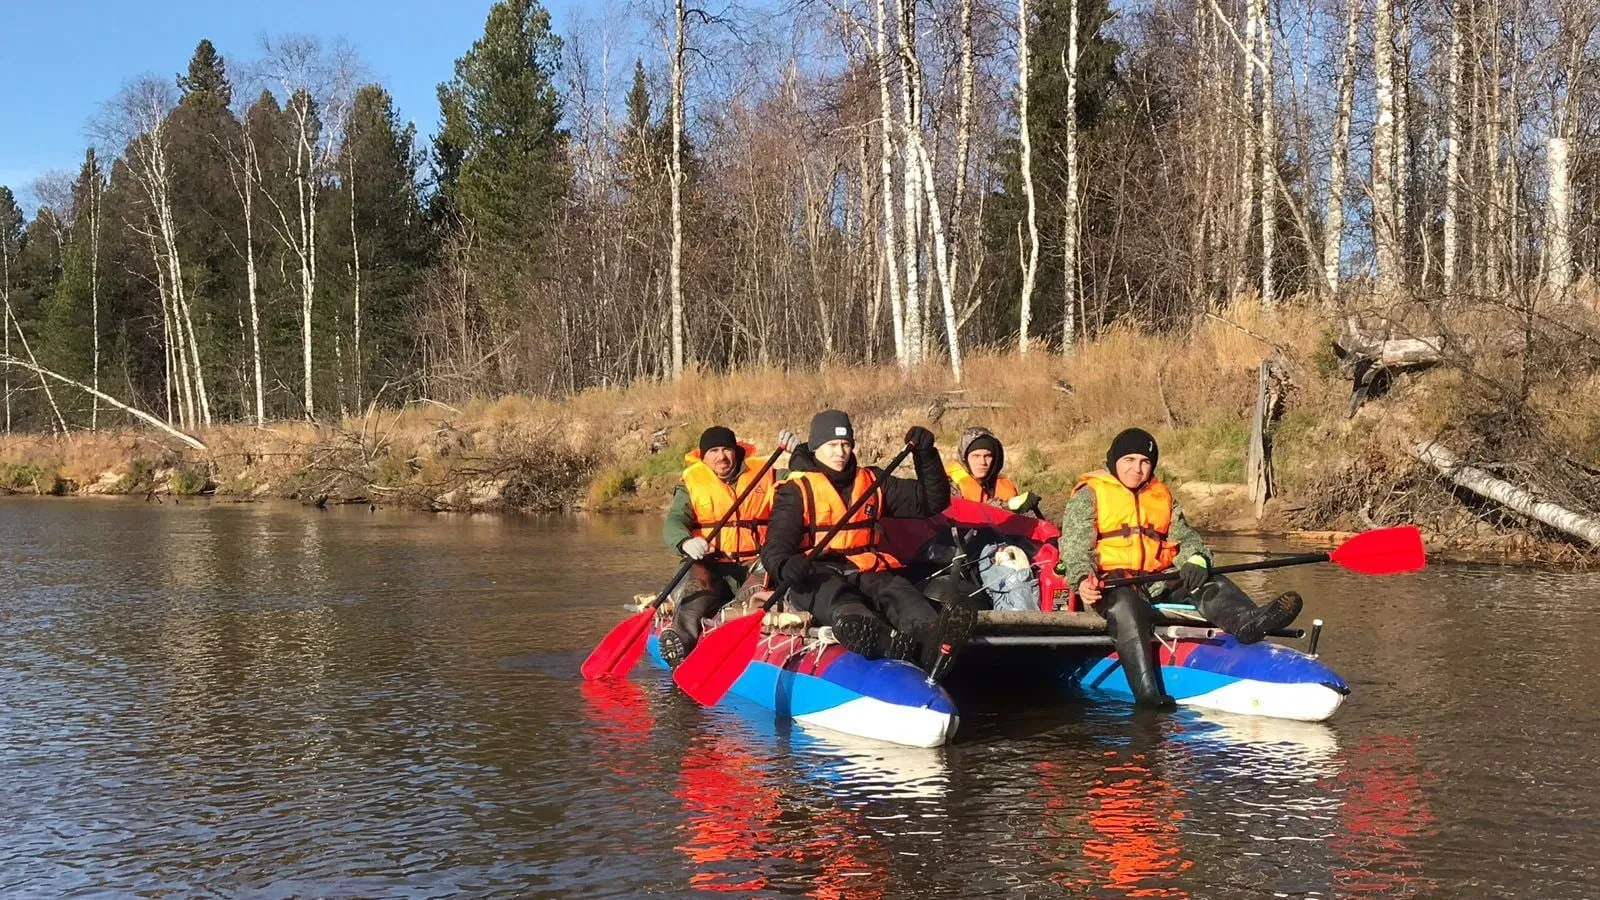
[1057,428,1304,708]
[658,425,798,668]
[944,426,1041,516]
[760,410,977,676]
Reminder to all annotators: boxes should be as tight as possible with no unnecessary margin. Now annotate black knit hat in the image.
[965,433,1002,466]
[808,409,855,449]
[698,426,738,455]
[1106,427,1159,471]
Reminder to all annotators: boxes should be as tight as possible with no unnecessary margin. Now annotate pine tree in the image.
[170,39,244,418]
[435,0,567,261]
[329,84,430,407]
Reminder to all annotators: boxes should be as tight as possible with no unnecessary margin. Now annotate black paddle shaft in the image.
[1100,552,1332,589]
[760,443,916,613]
[649,447,788,609]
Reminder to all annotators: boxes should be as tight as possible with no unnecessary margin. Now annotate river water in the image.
[0,496,1594,897]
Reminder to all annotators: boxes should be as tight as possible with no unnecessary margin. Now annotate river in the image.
[0,496,1594,897]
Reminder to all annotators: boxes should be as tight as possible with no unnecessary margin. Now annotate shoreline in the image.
[3,310,1595,569]
[0,487,1579,569]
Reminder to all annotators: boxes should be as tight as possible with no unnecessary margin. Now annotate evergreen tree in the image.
[329,84,431,405]
[170,39,245,418]
[434,0,567,261]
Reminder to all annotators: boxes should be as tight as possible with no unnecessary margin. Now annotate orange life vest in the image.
[1074,470,1179,575]
[785,467,902,573]
[681,442,774,562]
[945,459,1019,504]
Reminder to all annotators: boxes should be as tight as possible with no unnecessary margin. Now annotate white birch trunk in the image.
[1323,0,1358,297]
[88,155,102,430]
[950,0,974,325]
[1259,0,1276,307]
[1394,0,1412,275]
[1064,0,1081,351]
[1546,135,1573,297]
[874,0,908,369]
[1,217,10,434]
[1443,0,1463,297]
[1017,0,1040,353]
[1373,0,1402,296]
[1235,0,1259,300]
[0,355,207,451]
[348,152,363,409]
[3,304,66,435]
[244,138,265,426]
[669,0,687,379]
[910,136,964,381]
[1412,441,1600,546]
[895,0,923,366]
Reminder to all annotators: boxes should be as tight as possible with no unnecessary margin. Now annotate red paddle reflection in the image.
[580,677,656,781]
[1328,734,1436,897]
[674,727,890,898]
[1036,745,1194,898]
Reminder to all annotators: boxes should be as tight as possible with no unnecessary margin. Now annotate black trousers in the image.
[667,560,755,643]
[785,567,940,635]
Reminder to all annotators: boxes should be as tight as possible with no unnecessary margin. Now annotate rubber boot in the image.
[832,614,891,660]
[919,597,978,682]
[658,627,688,669]
[1100,589,1176,709]
[1195,582,1303,645]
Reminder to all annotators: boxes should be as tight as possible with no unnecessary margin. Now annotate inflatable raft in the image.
[633,497,1348,748]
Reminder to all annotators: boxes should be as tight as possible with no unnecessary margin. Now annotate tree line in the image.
[2,0,1596,433]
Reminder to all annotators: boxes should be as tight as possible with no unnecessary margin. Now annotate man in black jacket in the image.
[760,410,976,676]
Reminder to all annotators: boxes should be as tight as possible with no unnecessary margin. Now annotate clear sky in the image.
[0,0,590,212]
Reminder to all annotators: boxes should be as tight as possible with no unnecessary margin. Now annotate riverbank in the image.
[2,302,1595,565]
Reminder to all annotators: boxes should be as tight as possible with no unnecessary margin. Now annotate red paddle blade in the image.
[581,609,655,680]
[1329,525,1427,575]
[672,610,766,706]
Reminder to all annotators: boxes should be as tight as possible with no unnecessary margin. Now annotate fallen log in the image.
[1410,440,1600,547]
[1335,326,1445,417]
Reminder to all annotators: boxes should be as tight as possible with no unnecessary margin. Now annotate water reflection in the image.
[2,498,1597,897]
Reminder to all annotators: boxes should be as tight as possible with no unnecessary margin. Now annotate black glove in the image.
[1178,559,1209,594]
[781,555,814,585]
[904,426,936,452]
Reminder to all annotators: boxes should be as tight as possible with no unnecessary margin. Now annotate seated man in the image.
[658,425,796,667]
[760,410,976,677]
[1057,428,1303,708]
[945,426,1043,611]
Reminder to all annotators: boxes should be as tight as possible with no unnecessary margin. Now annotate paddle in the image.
[581,446,786,681]
[1099,525,1426,590]
[673,442,917,707]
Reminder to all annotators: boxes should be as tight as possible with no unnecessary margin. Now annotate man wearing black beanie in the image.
[658,425,799,667]
[1055,427,1303,708]
[759,410,977,680]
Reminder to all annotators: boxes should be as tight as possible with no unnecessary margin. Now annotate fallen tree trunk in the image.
[1335,325,1444,416]
[0,354,206,451]
[1410,440,1600,547]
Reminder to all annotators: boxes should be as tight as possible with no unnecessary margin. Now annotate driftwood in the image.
[1335,324,1444,416]
[927,396,1011,423]
[1410,440,1600,547]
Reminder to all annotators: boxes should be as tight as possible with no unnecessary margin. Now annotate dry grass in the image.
[3,298,1593,558]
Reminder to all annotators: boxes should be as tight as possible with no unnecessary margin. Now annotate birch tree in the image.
[97,76,211,429]
[1373,0,1403,296]
[1018,0,1041,353]
[258,36,357,420]
[1063,0,1081,350]
[669,0,687,379]
[1324,0,1359,297]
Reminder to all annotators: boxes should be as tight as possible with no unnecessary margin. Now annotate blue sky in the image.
[0,0,591,212]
